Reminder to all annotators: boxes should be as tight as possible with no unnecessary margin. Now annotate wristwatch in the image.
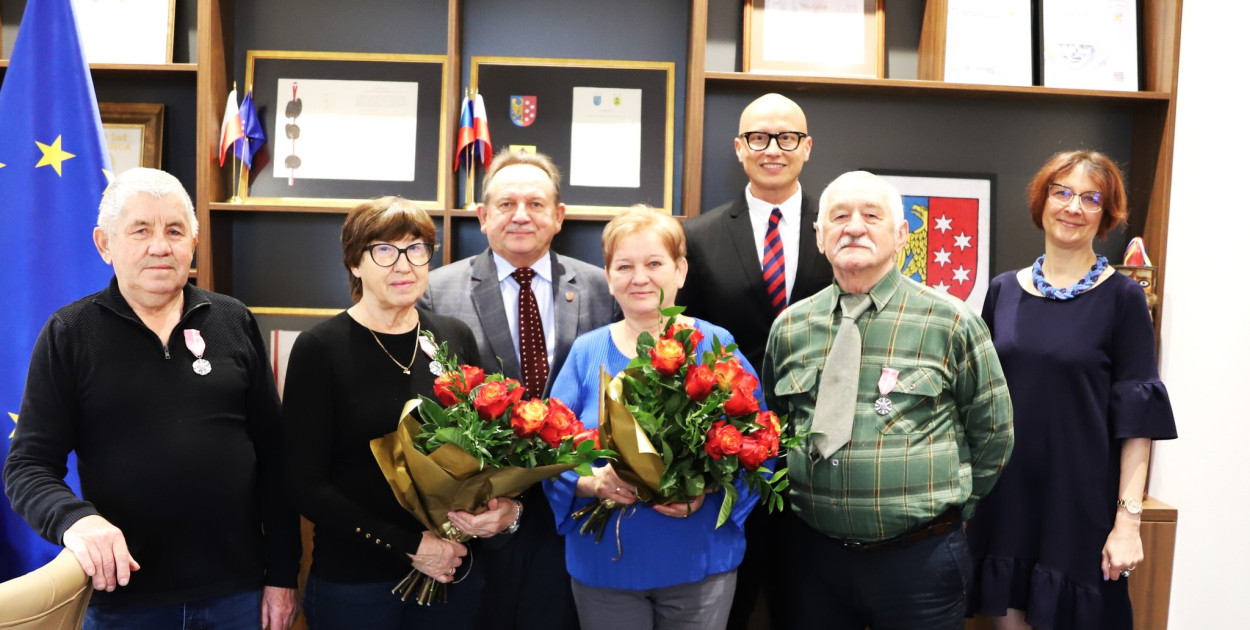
[1116,497,1143,515]
[502,498,524,535]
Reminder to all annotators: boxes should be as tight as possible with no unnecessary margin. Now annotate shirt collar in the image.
[493,251,553,284]
[744,184,803,222]
[831,267,904,313]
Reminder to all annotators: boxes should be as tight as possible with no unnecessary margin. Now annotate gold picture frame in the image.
[98,102,164,172]
[240,50,449,208]
[743,0,884,78]
[469,56,675,215]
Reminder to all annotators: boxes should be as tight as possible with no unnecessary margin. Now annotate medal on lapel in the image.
[184,329,212,376]
[875,367,898,415]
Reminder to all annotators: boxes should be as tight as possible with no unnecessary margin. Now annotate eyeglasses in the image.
[739,131,808,152]
[364,242,434,267]
[1047,183,1103,213]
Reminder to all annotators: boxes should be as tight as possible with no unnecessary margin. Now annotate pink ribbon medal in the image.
[875,367,899,415]
[184,329,212,376]
[418,331,440,375]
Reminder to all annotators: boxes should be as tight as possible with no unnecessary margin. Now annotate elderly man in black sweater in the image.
[3,168,301,630]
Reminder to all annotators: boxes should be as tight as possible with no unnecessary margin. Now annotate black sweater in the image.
[281,309,480,583]
[3,279,301,606]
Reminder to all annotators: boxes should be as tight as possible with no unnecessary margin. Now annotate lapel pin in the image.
[566,291,575,302]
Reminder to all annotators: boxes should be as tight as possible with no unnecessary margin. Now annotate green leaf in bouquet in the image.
[631,407,662,436]
[716,481,738,529]
[682,473,705,498]
[434,426,470,452]
[657,303,685,319]
[574,462,593,476]
[659,434,674,466]
[414,396,451,429]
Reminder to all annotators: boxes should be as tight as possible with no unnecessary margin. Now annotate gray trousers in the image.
[570,570,738,630]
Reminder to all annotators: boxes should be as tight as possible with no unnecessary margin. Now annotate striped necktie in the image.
[762,207,787,315]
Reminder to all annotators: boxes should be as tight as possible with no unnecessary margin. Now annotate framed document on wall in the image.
[1040,0,1139,91]
[99,102,164,172]
[470,57,675,215]
[70,0,174,64]
[744,0,884,77]
[241,50,448,208]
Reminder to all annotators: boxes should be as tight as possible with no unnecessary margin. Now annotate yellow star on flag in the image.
[36,135,76,176]
[0,162,7,169]
[7,412,16,439]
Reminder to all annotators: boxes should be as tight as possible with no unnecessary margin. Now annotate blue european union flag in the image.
[0,0,114,580]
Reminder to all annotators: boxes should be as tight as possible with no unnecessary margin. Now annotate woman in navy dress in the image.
[967,151,1177,630]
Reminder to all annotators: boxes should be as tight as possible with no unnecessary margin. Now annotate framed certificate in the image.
[1040,0,1139,91]
[471,57,675,215]
[240,50,448,208]
[70,0,175,64]
[919,0,1033,86]
[99,102,164,172]
[743,0,884,78]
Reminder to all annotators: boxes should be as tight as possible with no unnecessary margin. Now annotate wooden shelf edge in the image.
[704,71,1172,105]
[0,60,198,77]
[1142,496,1177,522]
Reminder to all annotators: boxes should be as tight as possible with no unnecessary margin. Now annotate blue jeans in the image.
[782,512,972,630]
[83,588,261,630]
[304,572,483,630]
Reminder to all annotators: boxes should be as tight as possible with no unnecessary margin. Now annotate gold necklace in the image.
[368,322,421,375]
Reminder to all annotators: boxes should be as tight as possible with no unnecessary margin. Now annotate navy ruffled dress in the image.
[967,271,1177,630]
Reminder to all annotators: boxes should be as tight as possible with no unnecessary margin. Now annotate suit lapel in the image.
[469,251,521,377]
[726,198,766,297]
[550,251,581,367]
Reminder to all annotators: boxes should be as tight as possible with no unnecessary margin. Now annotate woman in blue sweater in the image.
[544,206,761,630]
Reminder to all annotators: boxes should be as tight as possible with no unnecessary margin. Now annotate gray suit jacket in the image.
[419,248,615,397]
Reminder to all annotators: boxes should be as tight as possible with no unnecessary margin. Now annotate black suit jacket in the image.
[678,192,833,372]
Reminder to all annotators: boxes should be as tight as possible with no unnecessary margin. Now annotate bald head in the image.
[734,93,813,204]
[738,93,808,134]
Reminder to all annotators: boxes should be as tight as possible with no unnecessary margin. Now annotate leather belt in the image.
[835,507,962,553]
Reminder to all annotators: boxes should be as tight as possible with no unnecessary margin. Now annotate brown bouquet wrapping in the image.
[370,399,576,603]
[597,368,667,503]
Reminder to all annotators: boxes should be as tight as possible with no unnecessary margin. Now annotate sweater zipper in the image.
[101,299,210,359]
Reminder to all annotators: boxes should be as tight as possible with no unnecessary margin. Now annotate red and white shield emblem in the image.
[510,95,537,127]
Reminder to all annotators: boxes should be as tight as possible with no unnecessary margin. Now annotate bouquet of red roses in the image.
[371,331,611,603]
[572,305,797,540]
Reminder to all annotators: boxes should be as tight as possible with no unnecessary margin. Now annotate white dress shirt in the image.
[744,184,803,302]
[492,252,556,369]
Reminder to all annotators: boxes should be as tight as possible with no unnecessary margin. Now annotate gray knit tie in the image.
[811,293,872,459]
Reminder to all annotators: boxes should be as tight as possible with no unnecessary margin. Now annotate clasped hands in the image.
[577,463,705,519]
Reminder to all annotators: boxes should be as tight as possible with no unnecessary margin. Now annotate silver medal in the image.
[874,396,892,416]
[429,362,443,376]
[193,358,212,376]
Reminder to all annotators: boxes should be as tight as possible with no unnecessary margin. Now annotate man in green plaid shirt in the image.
[763,171,1013,629]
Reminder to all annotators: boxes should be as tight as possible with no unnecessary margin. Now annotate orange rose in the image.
[461,365,486,391]
[723,381,760,417]
[474,380,524,420]
[684,364,716,401]
[649,338,687,376]
[511,399,549,438]
[665,322,704,348]
[737,435,770,470]
[704,420,744,459]
[432,373,463,406]
[538,398,580,447]
[754,410,782,435]
[572,428,601,449]
[713,357,748,391]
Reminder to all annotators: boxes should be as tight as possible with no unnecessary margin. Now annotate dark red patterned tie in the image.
[512,267,548,395]
[762,207,787,315]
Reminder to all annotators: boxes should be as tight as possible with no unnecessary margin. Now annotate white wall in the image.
[1152,2,1250,626]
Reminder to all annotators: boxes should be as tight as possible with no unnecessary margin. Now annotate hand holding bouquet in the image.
[573,306,799,543]
[371,332,612,603]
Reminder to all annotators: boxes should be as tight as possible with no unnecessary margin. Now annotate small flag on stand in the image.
[473,92,493,169]
[234,89,266,169]
[454,93,475,172]
[1122,236,1152,266]
[218,87,243,166]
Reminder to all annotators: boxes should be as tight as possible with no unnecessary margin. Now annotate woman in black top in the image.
[283,197,519,629]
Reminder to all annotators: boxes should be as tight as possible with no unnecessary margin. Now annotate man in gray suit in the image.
[420,149,613,630]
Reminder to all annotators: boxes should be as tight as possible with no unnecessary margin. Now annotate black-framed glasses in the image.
[1047,183,1103,213]
[739,131,808,151]
[364,242,435,267]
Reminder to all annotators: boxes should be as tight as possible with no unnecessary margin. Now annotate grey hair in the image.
[818,170,905,225]
[97,167,198,237]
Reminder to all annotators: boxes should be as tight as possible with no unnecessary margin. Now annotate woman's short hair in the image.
[98,167,197,237]
[1026,150,1128,240]
[602,204,686,265]
[341,196,438,302]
